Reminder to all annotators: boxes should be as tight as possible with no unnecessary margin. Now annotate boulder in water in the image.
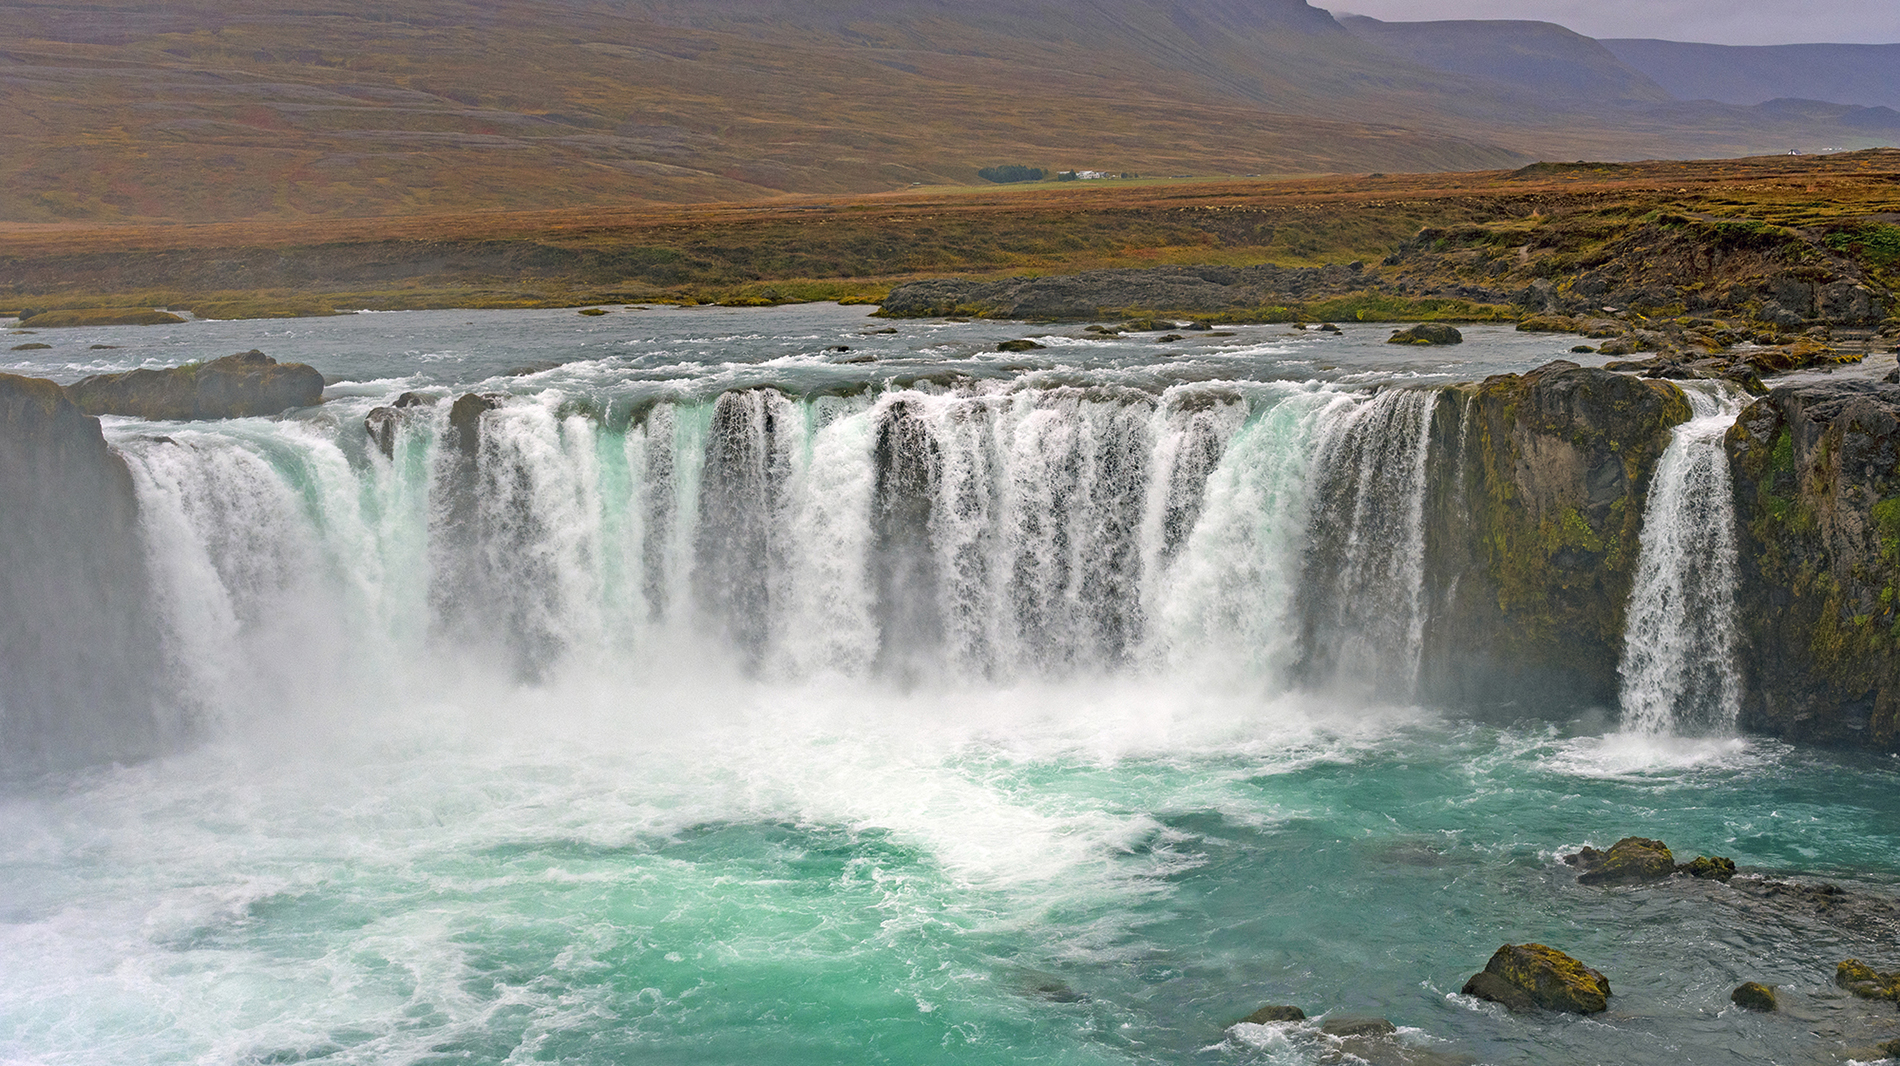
[1730,982,1777,1011]
[1573,837,1676,885]
[448,392,504,457]
[1318,1016,1396,1037]
[1463,944,1610,1013]
[1679,855,1737,881]
[1837,959,1900,1001]
[1387,323,1463,345]
[365,406,401,459]
[67,349,323,420]
[1237,1004,1306,1024]
[1461,971,1537,1012]
[997,339,1046,352]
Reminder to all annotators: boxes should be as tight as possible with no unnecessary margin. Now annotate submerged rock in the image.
[1320,1016,1397,1037]
[1575,837,1676,885]
[1463,944,1610,1013]
[67,349,323,420]
[1238,1004,1306,1024]
[1730,982,1777,1011]
[1388,323,1463,345]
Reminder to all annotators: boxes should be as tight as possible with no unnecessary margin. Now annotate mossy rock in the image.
[1464,943,1610,1013]
[1837,959,1900,1001]
[577,307,610,316]
[10,342,52,350]
[1388,323,1463,345]
[1237,1004,1305,1024]
[996,339,1046,352]
[1879,1038,1900,1060]
[1730,982,1777,1012]
[1575,836,1675,885]
[1680,855,1737,881]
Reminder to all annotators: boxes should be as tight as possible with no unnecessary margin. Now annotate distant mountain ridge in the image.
[1,0,1896,223]
[1601,40,1900,111]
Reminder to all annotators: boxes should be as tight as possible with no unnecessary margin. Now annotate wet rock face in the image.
[1725,380,1900,749]
[1420,361,1691,710]
[1464,944,1610,1013]
[0,373,170,770]
[67,349,323,420]
[1572,837,1676,885]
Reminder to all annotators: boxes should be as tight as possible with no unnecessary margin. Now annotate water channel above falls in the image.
[4,305,1900,1066]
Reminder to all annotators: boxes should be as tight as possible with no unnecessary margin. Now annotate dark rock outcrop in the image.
[1573,836,1676,885]
[1730,982,1777,1011]
[1725,380,1900,748]
[67,349,323,420]
[0,373,171,770]
[1463,944,1610,1013]
[1422,361,1691,709]
[1388,323,1463,345]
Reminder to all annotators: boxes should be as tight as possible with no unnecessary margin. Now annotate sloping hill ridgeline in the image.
[4,0,1899,223]
[1603,40,1900,112]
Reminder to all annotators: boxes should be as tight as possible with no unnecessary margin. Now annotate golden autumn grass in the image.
[3,150,1898,322]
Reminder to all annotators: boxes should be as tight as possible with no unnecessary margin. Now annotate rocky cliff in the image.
[1421,362,1691,709]
[0,374,171,770]
[1726,380,1900,748]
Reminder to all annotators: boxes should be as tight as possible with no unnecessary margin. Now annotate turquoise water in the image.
[4,306,1900,1065]
[7,696,1900,1065]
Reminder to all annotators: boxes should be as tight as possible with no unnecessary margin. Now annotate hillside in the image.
[5,0,1900,224]
[1336,17,1673,107]
[1603,40,1900,111]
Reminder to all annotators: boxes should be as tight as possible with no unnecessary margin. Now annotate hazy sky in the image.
[1327,1,1900,45]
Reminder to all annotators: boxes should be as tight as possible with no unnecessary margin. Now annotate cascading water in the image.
[1295,387,1438,700]
[1617,383,1749,735]
[101,378,1439,726]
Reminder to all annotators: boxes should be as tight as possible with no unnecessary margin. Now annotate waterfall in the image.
[1617,384,1747,735]
[1295,387,1438,700]
[73,378,1463,747]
